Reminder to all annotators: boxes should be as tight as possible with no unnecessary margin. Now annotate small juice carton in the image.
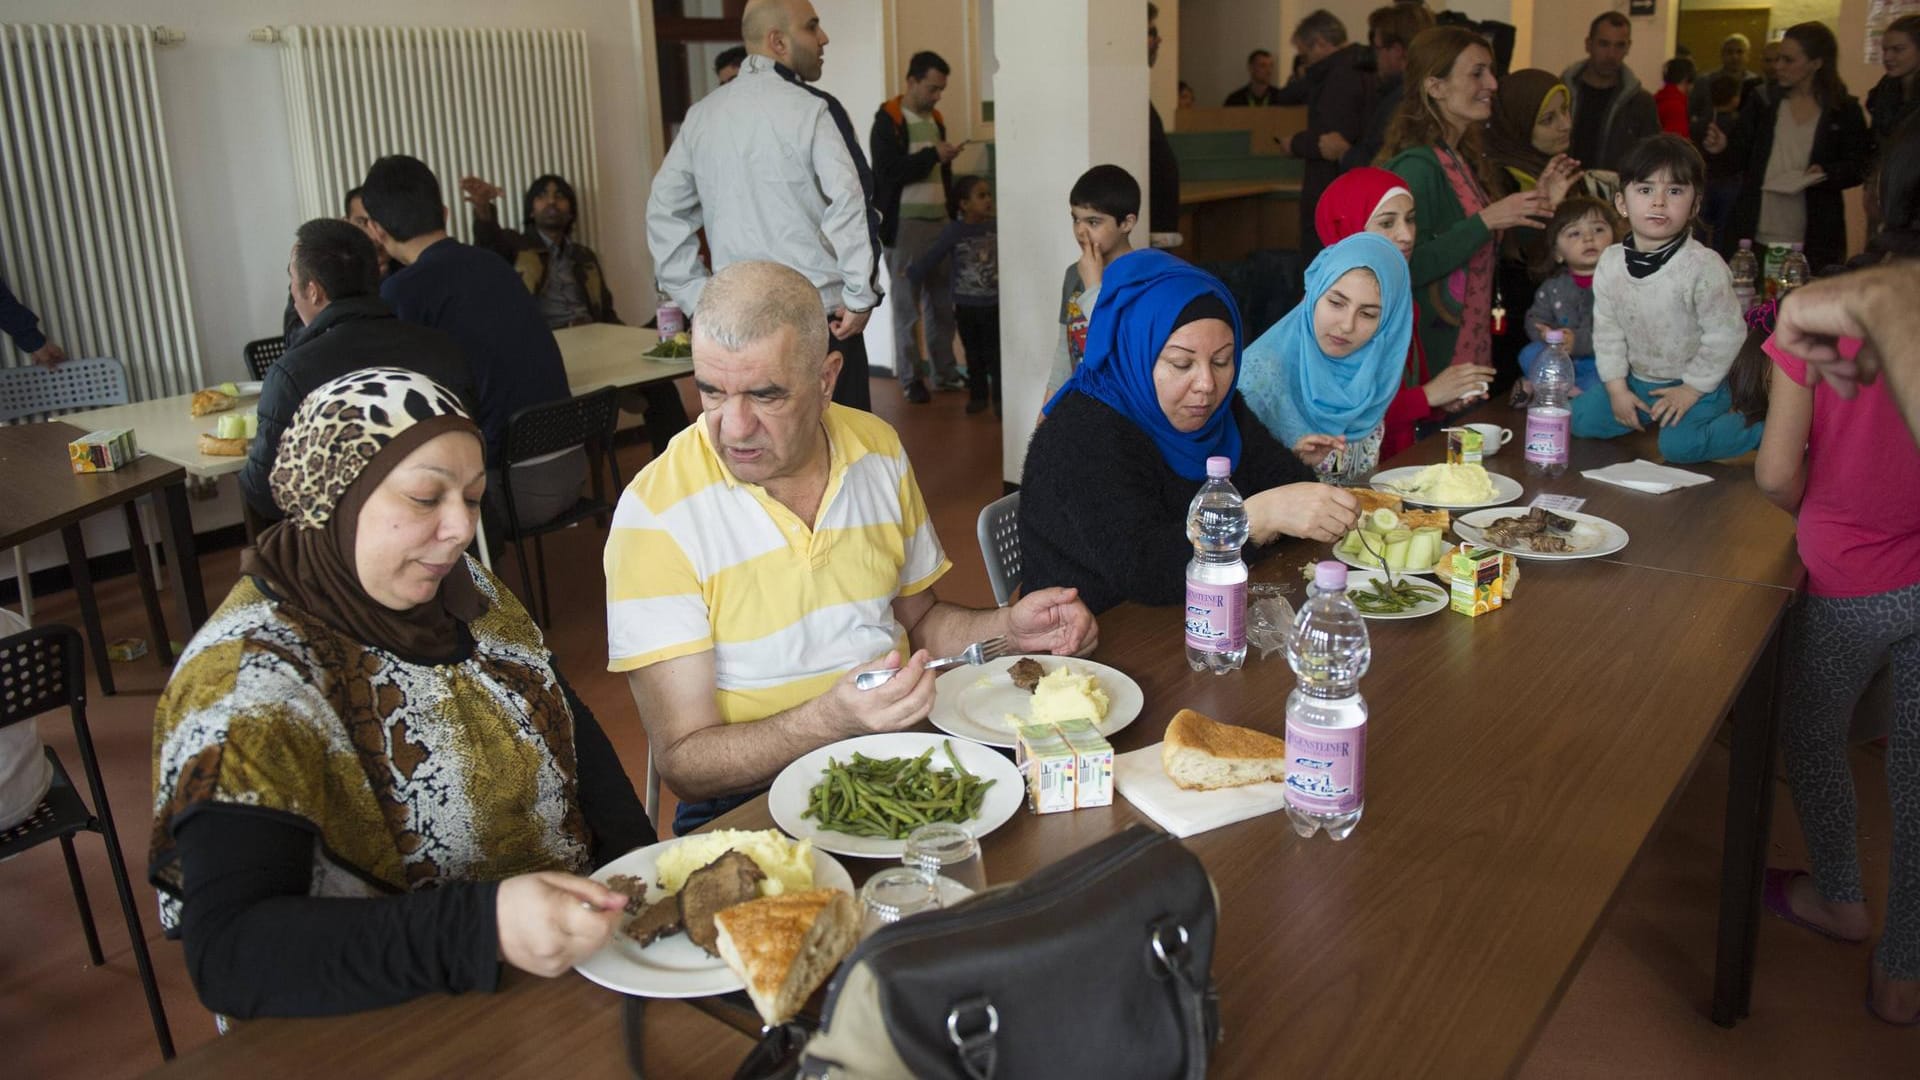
[1449,546,1505,617]
[1014,723,1076,814]
[1054,718,1114,808]
[1445,427,1484,466]
[68,428,138,473]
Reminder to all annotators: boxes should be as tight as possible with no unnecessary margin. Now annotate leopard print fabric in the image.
[1780,578,1920,980]
[269,367,470,526]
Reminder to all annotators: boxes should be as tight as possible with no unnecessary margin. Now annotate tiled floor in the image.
[0,377,1910,1077]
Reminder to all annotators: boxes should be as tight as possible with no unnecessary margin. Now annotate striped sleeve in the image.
[895,455,950,596]
[604,488,713,672]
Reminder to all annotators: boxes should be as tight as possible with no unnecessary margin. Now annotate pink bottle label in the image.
[1524,409,1570,465]
[657,303,686,337]
[1183,578,1246,652]
[1284,719,1366,814]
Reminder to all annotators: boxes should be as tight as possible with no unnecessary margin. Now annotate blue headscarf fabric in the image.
[1043,250,1243,481]
[1239,232,1413,446]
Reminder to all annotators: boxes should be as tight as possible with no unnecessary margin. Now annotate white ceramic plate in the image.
[573,838,855,998]
[1341,568,1449,620]
[768,733,1024,858]
[1369,466,1524,509]
[235,380,264,397]
[1453,507,1630,561]
[929,655,1143,750]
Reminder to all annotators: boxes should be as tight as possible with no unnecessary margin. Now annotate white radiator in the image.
[0,24,201,401]
[267,25,600,249]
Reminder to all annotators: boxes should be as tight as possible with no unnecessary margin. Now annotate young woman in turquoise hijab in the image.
[1240,232,1415,483]
[1020,250,1360,613]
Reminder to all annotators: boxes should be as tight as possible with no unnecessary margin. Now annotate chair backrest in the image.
[0,624,83,734]
[244,336,288,381]
[503,387,619,467]
[976,490,1022,607]
[0,357,130,424]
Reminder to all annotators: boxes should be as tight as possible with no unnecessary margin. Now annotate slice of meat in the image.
[679,850,767,956]
[1008,657,1046,693]
[605,874,651,916]
[624,895,685,947]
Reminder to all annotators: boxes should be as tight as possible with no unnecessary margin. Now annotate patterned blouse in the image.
[150,559,591,927]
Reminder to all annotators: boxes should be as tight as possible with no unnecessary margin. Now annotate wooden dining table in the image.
[63,323,693,480]
[147,402,1800,1078]
[0,422,208,692]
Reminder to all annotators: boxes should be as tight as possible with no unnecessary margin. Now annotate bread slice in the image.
[1401,508,1450,531]
[1347,488,1403,516]
[713,888,860,1025]
[1161,708,1289,791]
[190,388,235,417]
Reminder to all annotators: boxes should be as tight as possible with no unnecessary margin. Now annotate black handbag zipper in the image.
[814,828,1171,1022]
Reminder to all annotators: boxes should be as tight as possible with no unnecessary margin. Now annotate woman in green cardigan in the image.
[1380,26,1558,375]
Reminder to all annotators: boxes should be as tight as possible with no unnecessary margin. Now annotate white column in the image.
[995,0,1151,484]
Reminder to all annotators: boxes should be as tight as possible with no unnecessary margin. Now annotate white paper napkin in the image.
[1113,743,1291,838]
[1580,459,1714,494]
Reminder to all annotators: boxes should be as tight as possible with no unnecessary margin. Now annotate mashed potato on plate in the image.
[1006,664,1109,727]
[1400,463,1495,504]
[654,829,814,896]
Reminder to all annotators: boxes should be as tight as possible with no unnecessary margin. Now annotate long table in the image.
[66,323,692,480]
[149,403,1798,1077]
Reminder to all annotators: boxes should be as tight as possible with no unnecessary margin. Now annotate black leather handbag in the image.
[797,824,1220,1079]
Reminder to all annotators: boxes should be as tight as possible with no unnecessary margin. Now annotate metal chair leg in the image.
[534,535,552,629]
[101,820,175,1058]
[12,545,32,622]
[58,832,105,965]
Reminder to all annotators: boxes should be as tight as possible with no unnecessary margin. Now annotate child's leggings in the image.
[1568,372,1763,462]
[1781,578,1920,979]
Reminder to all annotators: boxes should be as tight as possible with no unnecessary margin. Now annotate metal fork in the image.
[853,637,1009,690]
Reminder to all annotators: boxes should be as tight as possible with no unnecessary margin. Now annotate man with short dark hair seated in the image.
[242,219,473,523]
[281,186,400,344]
[360,154,584,534]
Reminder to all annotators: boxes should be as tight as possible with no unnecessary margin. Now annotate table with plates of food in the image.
[149,401,1798,1079]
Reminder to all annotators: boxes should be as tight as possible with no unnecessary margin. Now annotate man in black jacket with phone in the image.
[870,50,963,404]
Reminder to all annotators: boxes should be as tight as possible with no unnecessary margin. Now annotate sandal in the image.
[1761,868,1867,944]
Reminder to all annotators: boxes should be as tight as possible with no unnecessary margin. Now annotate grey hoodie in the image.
[1560,61,1662,173]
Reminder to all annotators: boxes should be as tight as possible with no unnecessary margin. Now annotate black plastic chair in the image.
[0,624,173,1059]
[498,388,623,626]
[243,335,287,380]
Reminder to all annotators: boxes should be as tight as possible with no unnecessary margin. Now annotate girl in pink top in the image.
[1757,316,1920,1024]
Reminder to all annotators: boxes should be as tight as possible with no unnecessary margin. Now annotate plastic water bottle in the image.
[1524,329,1573,477]
[1729,239,1759,313]
[1780,244,1811,295]
[1284,562,1371,840]
[1184,456,1248,674]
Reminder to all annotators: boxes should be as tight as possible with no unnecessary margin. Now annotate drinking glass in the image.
[859,867,943,937]
[901,822,987,893]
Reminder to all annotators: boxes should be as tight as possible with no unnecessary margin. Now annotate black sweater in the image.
[242,296,475,522]
[1718,90,1872,271]
[1019,392,1316,614]
[174,674,654,1019]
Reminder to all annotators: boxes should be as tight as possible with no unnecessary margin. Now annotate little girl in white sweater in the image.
[1573,134,1762,462]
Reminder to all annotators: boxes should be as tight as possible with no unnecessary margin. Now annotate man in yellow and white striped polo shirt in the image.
[605,261,1099,835]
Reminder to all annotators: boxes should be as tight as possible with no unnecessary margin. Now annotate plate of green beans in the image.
[768,733,1025,857]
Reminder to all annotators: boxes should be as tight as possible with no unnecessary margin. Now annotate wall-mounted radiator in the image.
[0,24,200,401]
[264,25,600,249]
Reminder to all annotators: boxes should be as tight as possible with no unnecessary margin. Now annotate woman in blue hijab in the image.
[1240,232,1415,483]
[1020,250,1360,614]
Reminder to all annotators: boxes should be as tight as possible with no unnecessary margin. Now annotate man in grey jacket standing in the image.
[648,0,883,410]
[1562,12,1660,175]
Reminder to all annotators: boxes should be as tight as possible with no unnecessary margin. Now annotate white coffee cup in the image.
[1468,423,1513,456]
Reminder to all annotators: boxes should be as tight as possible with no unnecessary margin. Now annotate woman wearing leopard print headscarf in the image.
[150,368,654,1018]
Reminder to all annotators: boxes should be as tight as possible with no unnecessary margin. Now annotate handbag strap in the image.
[1149,919,1219,1080]
[945,995,1000,1080]
[622,992,812,1080]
